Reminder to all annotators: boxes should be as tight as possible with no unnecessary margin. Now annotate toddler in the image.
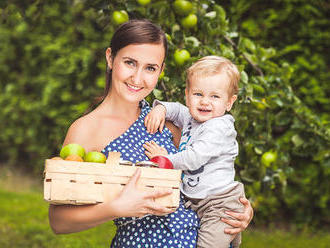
[143,56,245,248]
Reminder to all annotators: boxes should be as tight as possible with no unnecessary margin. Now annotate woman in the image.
[49,19,253,247]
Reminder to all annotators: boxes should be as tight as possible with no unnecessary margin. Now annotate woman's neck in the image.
[98,94,141,120]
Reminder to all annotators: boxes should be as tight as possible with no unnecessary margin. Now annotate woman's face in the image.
[106,43,165,104]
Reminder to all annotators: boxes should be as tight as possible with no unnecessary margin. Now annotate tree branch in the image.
[224,35,264,77]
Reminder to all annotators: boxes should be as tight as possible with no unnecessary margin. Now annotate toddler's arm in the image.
[145,100,188,134]
[168,116,238,171]
[144,105,166,134]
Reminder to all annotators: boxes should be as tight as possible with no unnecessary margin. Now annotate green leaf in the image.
[153,89,163,100]
[291,134,304,147]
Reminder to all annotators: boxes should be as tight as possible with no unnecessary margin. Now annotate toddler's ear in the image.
[226,95,237,111]
[185,88,190,107]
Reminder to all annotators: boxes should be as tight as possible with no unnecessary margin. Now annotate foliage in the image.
[221,0,330,123]
[0,0,329,227]
[0,1,113,171]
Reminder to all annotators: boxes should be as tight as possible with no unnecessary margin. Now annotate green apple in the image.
[261,151,277,167]
[137,0,151,6]
[165,33,172,42]
[174,49,190,66]
[112,10,129,25]
[60,143,85,159]
[173,0,193,16]
[85,151,107,163]
[181,14,197,29]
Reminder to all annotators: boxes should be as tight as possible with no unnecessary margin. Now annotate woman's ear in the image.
[106,48,113,69]
[226,94,237,111]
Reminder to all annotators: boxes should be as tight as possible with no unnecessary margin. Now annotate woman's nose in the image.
[131,68,143,85]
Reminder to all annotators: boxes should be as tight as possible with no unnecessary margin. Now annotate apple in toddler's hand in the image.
[150,156,173,169]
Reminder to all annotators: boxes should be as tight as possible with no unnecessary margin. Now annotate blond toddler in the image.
[143,56,245,248]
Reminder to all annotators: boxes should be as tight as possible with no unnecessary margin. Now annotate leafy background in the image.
[1,0,329,230]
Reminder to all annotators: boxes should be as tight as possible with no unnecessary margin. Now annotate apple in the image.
[85,151,107,163]
[261,151,277,167]
[173,0,193,16]
[51,156,63,160]
[60,143,85,159]
[181,13,197,29]
[112,10,129,25]
[165,33,172,42]
[150,156,173,169]
[137,0,151,6]
[65,154,84,162]
[173,49,190,66]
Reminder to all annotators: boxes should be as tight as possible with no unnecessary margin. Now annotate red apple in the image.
[150,156,174,169]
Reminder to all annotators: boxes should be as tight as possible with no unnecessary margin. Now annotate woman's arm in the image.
[49,168,174,234]
[49,118,174,234]
[49,201,116,234]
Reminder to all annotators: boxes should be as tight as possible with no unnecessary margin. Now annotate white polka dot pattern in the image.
[101,100,199,248]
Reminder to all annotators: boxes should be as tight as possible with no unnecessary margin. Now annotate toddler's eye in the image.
[212,95,220,98]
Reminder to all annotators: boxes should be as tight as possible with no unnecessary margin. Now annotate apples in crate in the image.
[55,143,106,163]
[44,146,181,209]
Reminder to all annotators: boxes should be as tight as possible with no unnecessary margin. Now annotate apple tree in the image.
[0,0,329,227]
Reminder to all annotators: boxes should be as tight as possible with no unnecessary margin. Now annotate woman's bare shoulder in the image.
[63,111,99,147]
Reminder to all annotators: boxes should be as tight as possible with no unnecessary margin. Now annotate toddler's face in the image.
[185,73,237,122]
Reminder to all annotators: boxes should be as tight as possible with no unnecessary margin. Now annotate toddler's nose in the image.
[200,97,209,105]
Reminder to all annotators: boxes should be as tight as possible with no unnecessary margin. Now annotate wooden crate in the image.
[44,152,182,209]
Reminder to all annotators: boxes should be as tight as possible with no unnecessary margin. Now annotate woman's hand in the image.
[108,168,175,218]
[221,197,254,235]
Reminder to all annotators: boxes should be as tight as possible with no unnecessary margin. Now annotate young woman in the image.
[49,19,253,248]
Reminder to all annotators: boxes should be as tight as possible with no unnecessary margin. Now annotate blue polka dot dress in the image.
[102,100,199,248]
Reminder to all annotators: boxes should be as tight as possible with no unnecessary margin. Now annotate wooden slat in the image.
[44,158,182,208]
[44,181,51,200]
[45,159,181,181]
[106,152,121,166]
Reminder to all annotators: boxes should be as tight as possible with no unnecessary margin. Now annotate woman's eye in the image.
[125,60,135,66]
[212,95,220,98]
[146,66,156,72]
[193,93,202,96]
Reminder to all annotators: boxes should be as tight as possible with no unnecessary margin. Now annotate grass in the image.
[1,165,329,248]
[0,166,116,247]
[243,229,330,248]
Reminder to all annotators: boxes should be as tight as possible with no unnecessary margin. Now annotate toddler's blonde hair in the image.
[186,56,240,96]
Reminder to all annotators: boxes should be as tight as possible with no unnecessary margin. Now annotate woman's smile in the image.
[125,82,143,92]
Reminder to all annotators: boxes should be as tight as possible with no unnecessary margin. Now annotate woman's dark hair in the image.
[102,19,168,101]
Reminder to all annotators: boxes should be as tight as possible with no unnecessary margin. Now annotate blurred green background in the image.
[0,0,329,247]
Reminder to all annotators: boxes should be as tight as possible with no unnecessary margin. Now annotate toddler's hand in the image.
[144,105,166,134]
[143,141,168,159]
